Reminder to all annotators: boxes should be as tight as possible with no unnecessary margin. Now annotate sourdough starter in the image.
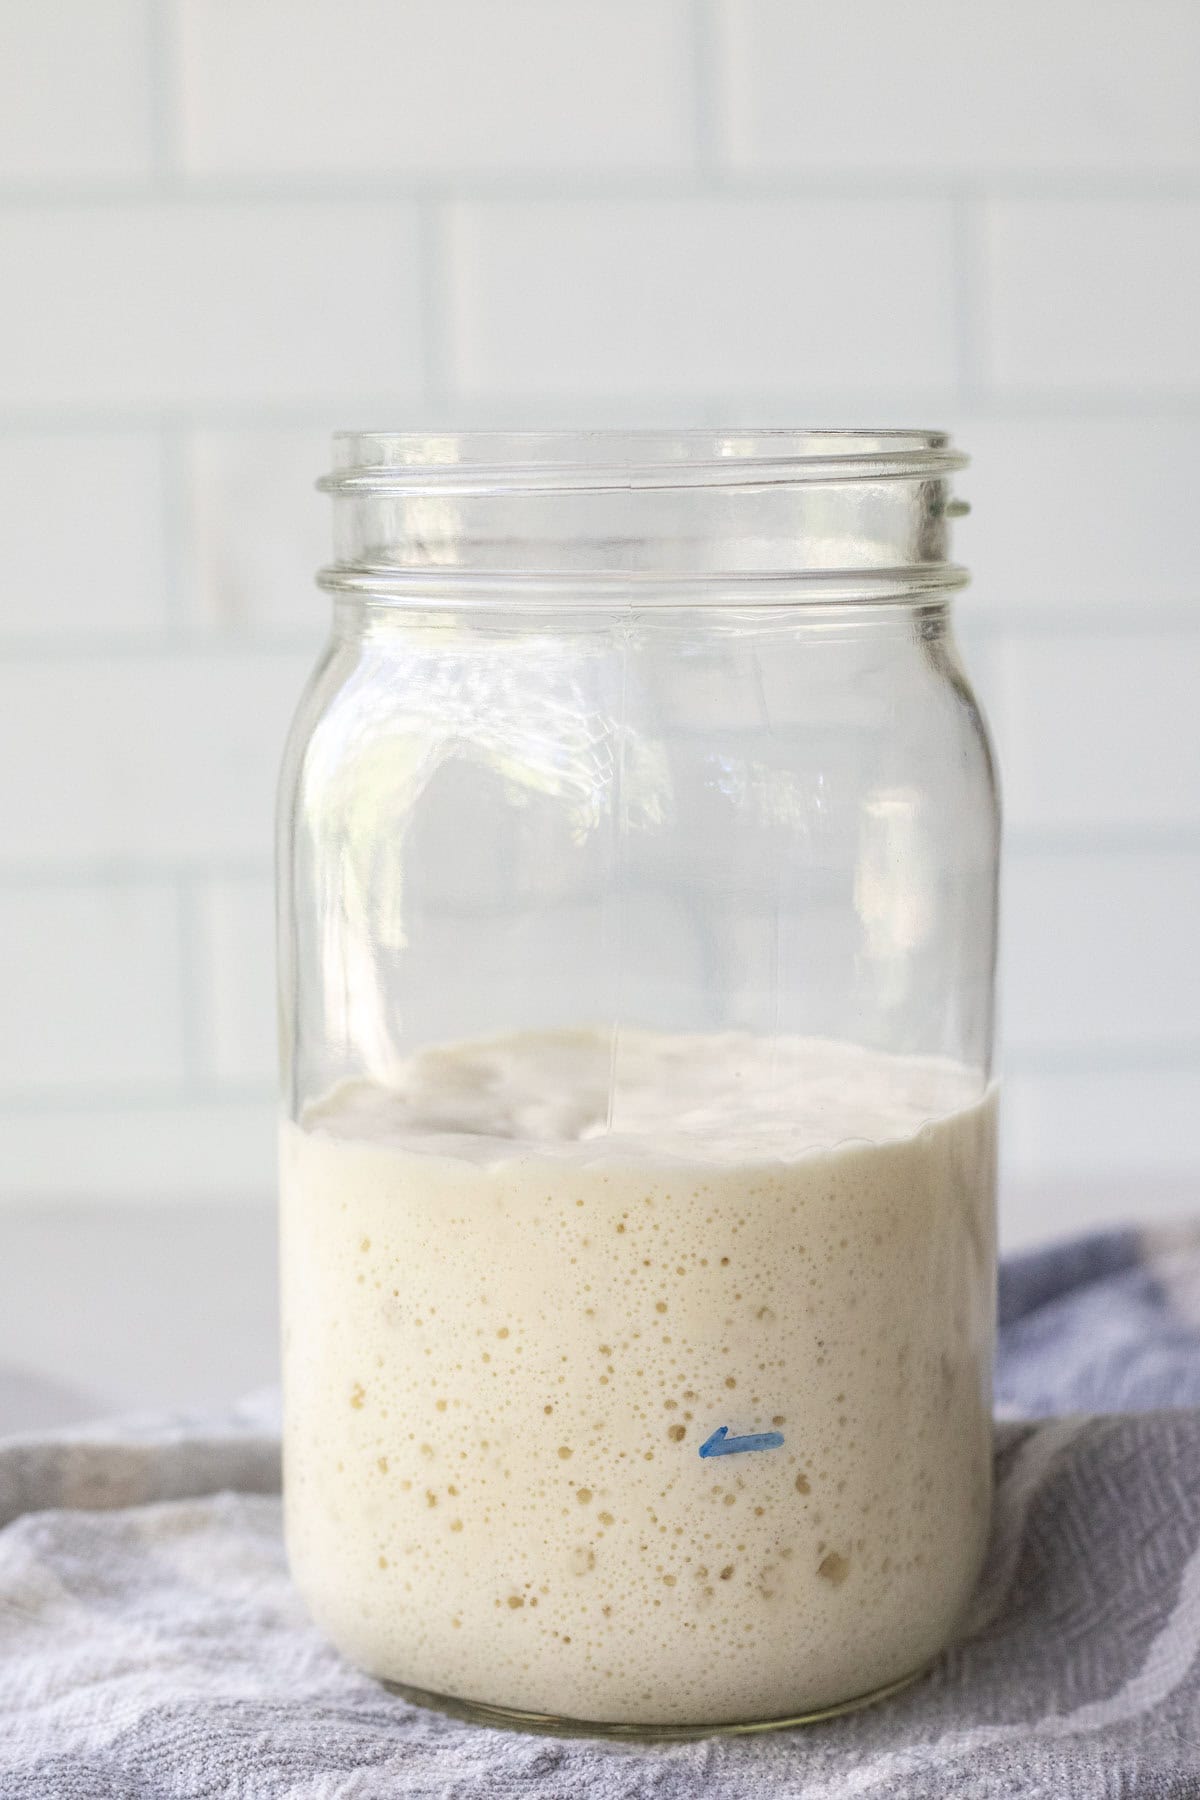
[281,1029,996,1726]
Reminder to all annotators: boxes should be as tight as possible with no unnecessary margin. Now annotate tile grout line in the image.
[691,0,722,182]
[967,608,1200,637]
[0,1081,278,1117]
[951,188,986,410]
[5,173,1200,208]
[416,194,452,412]
[0,827,1199,887]
[0,639,327,662]
[175,872,209,1086]
[144,0,179,193]
[0,862,273,890]
[3,607,1199,663]
[158,416,190,642]
[8,392,1200,436]
[1003,1045,1200,1077]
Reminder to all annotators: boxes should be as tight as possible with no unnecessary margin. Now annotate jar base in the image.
[379,1660,930,1740]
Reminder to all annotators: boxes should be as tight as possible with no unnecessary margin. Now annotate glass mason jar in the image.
[277,430,999,1737]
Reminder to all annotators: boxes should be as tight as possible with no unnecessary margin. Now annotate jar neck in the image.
[329,596,957,655]
[317,430,969,609]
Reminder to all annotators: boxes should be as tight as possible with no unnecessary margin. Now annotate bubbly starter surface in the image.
[281,1030,996,1726]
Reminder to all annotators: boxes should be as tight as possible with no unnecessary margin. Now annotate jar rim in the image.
[320,428,968,497]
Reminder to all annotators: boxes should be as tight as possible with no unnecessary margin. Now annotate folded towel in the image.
[4,1223,1200,1798]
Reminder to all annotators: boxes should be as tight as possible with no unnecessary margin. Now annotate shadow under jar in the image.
[277,430,1000,1737]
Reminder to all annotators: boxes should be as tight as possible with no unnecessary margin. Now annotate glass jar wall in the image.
[277,431,999,1735]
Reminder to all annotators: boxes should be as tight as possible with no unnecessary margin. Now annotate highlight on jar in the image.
[276,430,1000,1737]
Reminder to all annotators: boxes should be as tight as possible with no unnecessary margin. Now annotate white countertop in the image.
[0,1202,278,1435]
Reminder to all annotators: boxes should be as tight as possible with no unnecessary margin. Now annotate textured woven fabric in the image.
[4,1225,1200,1798]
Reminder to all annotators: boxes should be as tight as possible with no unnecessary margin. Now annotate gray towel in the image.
[5,1227,1200,1796]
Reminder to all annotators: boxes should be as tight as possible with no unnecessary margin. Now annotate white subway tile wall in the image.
[0,0,1196,1245]
[196,876,277,1087]
[0,1,154,184]
[960,417,1200,614]
[994,634,1200,833]
[0,431,168,642]
[0,203,425,408]
[1003,855,1200,1055]
[717,1,1200,176]
[183,428,329,641]
[176,0,696,177]
[448,198,958,399]
[984,200,1200,394]
[0,884,185,1092]
[0,655,312,866]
